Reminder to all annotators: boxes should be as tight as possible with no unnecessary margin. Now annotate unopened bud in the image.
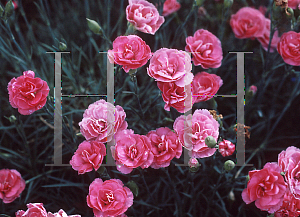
[195,0,204,7]
[249,85,257,95]
[224,160,235,171]
[286,7,294,17]
[59,42,67,51]
[188,158,200,172]
[228,190,235,201]
[126,180,139,197]
[205,136,217,148]
[8,115,17,123]
[3,0,14,19]
[224,0,233,8]
[246,174,250,182]
[86,18,103,35]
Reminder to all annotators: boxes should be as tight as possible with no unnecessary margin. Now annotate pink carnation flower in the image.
[274,189,300,217]
[185,29,223,69]
[278,146,300,199]
[288,0,300,9]
[108,35,152,73]
[112,132,154,174]
[218,140,235,157]
[147,127,182,169]
[87,178,133,217]
[15,203,48,217]
[48,209,81,217]
[277,31,300,66]
[242,163,287,213]
[192,71,223,103]
[0,169,25,203]
[230,7,266,39]
[157,81,195,113]
[78,99,128,143]
[147,48,193,87]
[173,109,219,158]
[162,0,181,16]
[126,0,164,35]
[7,70,50,115]
[70,140,106,174]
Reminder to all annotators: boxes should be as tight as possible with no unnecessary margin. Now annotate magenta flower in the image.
[277,31,300,66]
[0,169,25,203]
[7,70,50,115]
[70,140,106,174]
[162,0,181,16]
[87,178,133,217]
[147,127,182,169]
[218,140,235,157]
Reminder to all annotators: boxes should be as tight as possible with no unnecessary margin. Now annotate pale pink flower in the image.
[157,81,195,113]
[0,169,25,203]
[112,133,154,174]
[87,178,133,217]
[278,146,300,199]
[274,189,300,217]
[277,31,300,66]
[173,109,219,158]
[147,127,182,169]
[48,209,81,217]
[7,70,50,115]
[288,0,300,9]
[185,29,223,69]
[16,203,48,217]
[230,7,266,39]
[162,0,181,16]
[257,18,281,53]
[188,158,200,168]
[108,35,152,73]
[242,163,287,213]
[147,48,193,87]
[78,99,128,143]
[218,140,235,157]
[126,0,165,35]
[192,71,223,103]
[70,140,106,174]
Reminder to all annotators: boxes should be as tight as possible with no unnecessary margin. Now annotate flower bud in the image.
[86,18,103,35]
[224,160,235,171]
[59,42,67,51]
[224,0,233,8]
[6,115,17,123]
[205,136,217,148]
[195,0,204,7]
[3,0,14,19]
[126,180,139,197]
[228,190,235,201]
[188,158,200,172]
[286,7,294,17]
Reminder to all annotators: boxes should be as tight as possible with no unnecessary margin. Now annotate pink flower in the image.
[157,81,195,113]
[147,48,193,87]
[0,169,25,203]
[16,203,48,217]
[288,0,300,9]
[126,0,165,35]
[112,133,154,174]
[277,31,300,66]
[218,140,235,157]
[108,35,152,73]
[188,158,200,168]
[192,71,223,103]
[48,209,81,217]
[147,127,182,169]
[185,29,223,69]
[230,7,266,39]
[87,178,133,217]
[78,99,128,143]
[162,0,181,16]
[70,140,106,174]
[257,18,280,53]
[7,70,50,115]
[274,189,300,217]
[242,163,287,213]
[249,85,257,94]
[278,146,300,199]
[173,109,219,158]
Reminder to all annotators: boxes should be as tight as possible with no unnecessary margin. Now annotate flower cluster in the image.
[242,146,300,214]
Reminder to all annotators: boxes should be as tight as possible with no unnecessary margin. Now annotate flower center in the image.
[105,191,114,203]
[91,118,106,132]
[128,145,138,160]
